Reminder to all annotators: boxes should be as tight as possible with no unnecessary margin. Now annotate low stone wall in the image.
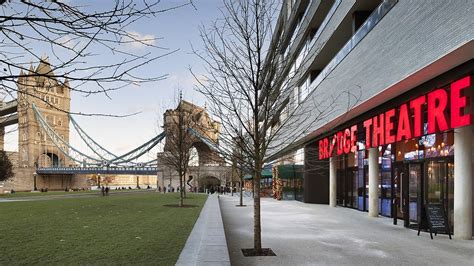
[176,194,230,265]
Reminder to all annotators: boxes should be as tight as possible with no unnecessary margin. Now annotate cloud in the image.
[168,72,200,90]
[57,35,78,50]
[125,31,156,49]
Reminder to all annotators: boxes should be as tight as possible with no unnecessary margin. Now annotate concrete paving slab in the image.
[219,195,474,266]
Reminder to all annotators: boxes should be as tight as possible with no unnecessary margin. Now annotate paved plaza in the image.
[219,195,474,266]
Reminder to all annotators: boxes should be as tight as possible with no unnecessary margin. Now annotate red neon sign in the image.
[318,75,472,160]
[451,76,472,128]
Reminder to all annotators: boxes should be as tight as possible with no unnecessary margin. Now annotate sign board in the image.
[318,75,472,159]
[418,203,452,239]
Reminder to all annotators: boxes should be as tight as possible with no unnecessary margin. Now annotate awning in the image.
[243,168,273,180]
[261,168,272,178]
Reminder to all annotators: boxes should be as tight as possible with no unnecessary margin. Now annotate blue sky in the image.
[4,1,223,158]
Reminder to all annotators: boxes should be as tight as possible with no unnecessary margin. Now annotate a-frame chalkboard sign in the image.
[417,203,452,239]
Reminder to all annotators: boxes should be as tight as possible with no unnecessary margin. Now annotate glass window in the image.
[408,164,421,224]
[380,146,392,217]
[424,132,454,158]
[447,162,454,232]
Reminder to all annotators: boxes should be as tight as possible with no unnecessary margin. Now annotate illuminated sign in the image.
[319,75,472,160]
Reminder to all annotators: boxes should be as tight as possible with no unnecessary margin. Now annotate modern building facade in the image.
[268,0,473,239]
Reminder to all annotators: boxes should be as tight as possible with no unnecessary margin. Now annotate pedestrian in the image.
[105,187,109,196]
[101,186,105,196]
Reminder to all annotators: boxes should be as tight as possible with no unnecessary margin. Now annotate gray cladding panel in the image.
[269,1,474,158]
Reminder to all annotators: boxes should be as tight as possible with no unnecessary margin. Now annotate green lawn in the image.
[0,189,147,198]
[0,190,95,198]
[0,192,207,265]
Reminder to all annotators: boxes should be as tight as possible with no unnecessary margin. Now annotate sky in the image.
[3,1,224,159]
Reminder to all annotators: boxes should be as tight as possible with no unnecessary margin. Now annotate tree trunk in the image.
[179,172,184,207]
[183,174,187,198]
[253,167,262,252]
[239,175,243,206]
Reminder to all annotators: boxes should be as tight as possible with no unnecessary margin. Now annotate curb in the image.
[176,194,230,266]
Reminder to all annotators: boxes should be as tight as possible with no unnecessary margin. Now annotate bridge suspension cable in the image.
[108,132,165,165]
[33,103,165,167]
[32,103,103,166]
[70,114,163,166]
[69,114,118,161]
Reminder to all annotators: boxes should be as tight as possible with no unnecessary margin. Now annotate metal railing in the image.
[36,166,159,175]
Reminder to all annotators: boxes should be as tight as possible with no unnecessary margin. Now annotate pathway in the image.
[219,195,474,265]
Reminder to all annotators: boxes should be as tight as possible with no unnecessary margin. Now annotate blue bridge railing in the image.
[37,167,159,175]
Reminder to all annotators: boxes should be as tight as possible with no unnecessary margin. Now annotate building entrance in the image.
[392,162,408,225]
[392,160,454,231]
[425,160,454,232]
[392,162,422,228]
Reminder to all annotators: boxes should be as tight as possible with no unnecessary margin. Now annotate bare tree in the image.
[192,0,358,255]
[0,0,191,117]
[158,92,215,207]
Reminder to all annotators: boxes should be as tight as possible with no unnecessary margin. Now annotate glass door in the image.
[425,161,446,205]
[425,160,454,232]
[336,168,344,206]
[408,163,423,227]
[364,165,369,211]
[345,167,358,209]
[447,162,454,232]
[392,163,405,219]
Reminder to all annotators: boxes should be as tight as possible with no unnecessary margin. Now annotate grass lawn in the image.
[0,192,207,265]
[0,190,95,198]
[0,189,148,198]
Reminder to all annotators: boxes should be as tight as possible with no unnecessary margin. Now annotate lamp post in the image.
[156,172,159,192]
[97,174,101,189]
[33,172,37,191]
[161,171,165,193]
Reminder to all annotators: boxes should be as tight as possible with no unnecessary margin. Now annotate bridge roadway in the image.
[0,100,18,116]
[0,100,19,127]
[36,166,158,175]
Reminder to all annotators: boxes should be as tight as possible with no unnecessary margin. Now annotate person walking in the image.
[101,186,105,196]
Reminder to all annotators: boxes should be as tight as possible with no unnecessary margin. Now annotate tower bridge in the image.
[0,57,231,192]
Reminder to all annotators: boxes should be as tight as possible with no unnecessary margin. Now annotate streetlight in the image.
[33,172,37,191]
[97,174,101,189]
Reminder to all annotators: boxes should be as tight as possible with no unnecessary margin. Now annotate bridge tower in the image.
[159,100,230,192]
[163,100,223,166]
[17,56,71,169]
